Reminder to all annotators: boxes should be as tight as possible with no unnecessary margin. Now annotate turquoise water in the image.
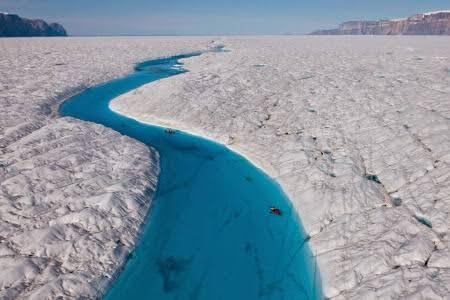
[59,51,322,300]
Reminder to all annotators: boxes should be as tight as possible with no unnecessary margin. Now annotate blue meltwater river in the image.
[59,49,323,300]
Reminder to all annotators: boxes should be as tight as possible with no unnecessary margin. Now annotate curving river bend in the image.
[60,50,322,299]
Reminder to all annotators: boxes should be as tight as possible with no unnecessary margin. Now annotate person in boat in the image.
[165,128,176,135]
[270,207,282,216]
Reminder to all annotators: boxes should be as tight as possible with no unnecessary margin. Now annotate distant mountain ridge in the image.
[0,13,67,37]
[311,11,450,35]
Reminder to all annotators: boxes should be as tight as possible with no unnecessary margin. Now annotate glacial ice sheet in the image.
[0,37,211,299]
[111,36,450,299]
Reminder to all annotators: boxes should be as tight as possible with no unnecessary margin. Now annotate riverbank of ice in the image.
[111,36,450,299]
[0,37,212,299]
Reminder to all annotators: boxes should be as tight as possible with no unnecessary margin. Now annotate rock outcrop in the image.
[311,11,450,35]
[0,13,67,37]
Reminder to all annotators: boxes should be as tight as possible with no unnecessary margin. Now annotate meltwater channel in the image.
[60,50,323,300]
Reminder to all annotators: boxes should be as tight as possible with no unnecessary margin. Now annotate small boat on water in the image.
[270,207,282,216]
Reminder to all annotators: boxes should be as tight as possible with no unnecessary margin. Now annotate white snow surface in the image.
[111,36,450,299]
[0,37,212,299]
[423,10,450,16]
[390,18,407,22]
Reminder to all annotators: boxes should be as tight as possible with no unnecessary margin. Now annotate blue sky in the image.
[1,0,449,35]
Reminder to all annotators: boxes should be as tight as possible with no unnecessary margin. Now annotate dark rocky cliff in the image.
[311,11,450,35]
[0,13,67,37]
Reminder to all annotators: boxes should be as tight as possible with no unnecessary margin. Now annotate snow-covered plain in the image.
[111,36,450,299]
[0,37,212,299]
